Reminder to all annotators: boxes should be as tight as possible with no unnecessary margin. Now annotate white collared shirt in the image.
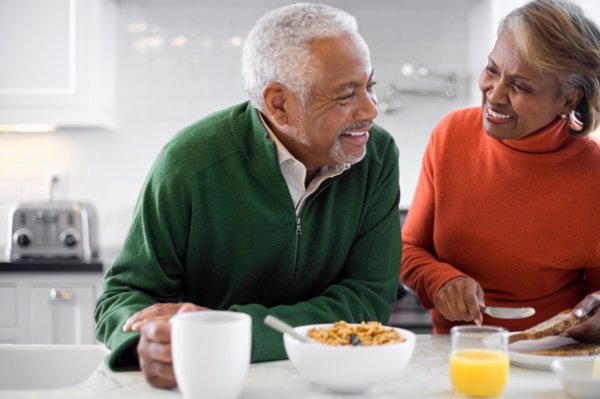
[259,113,350,214]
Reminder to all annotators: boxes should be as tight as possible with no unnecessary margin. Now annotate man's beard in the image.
[329,137,366,165]
[295,112,368,166]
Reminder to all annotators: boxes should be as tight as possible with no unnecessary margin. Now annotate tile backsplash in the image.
[0,0,480,253]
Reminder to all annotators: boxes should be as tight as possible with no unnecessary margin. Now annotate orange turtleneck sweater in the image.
[401,107,600,333]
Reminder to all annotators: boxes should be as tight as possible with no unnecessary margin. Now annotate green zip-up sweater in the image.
[94,101,401,370]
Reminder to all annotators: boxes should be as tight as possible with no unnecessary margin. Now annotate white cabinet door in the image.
[0,0,115,129]
[29,283,97,344]
[0,283,19,343]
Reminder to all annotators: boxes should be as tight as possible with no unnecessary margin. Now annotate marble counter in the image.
[0,335,570,399]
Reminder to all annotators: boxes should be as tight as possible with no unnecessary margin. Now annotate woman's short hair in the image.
[241,3,366,112]
[499,0,600,136]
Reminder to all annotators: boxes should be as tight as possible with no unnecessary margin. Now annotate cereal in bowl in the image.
[308,321,405,346]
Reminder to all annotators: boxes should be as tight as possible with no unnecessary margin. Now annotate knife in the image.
[480,305,536,319]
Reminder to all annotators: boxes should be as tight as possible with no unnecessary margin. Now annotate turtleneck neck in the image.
[498,117,573,154]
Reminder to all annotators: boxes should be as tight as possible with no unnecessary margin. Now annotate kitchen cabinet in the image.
[0,0,116,130]
[0,282,22,343]
[0,272,103,344]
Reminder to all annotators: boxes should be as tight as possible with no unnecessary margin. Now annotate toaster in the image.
[5,201,99,262]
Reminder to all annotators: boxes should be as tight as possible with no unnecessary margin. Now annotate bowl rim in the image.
[0,344,109,352]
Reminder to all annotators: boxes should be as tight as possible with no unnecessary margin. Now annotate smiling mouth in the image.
[341,130,370,145]
[344,131,369,137]
[485,105,513,123]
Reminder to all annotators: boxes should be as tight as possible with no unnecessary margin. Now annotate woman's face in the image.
[479,30,573,140]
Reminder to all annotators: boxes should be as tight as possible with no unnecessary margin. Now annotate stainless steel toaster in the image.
[5,201,99,262]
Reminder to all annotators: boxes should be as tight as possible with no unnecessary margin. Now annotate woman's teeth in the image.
[487,107,511,119]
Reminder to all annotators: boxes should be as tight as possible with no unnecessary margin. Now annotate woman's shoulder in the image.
[437,106,482,130]
[429,106,483,146]
[577,136,600,169]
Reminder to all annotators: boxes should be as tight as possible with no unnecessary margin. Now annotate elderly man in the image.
[94,2,400,389]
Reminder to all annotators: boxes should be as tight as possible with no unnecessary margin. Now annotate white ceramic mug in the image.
[171,310,252,399]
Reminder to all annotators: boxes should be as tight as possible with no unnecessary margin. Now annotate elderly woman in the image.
[401,0,600,341]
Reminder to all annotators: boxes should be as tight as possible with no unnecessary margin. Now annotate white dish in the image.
[551,357,600,398]
[509,335,591,370]
[283,323,416,393]
[0,344,108,390]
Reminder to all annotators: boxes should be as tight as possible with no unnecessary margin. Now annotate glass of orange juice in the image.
[450,325,509,397]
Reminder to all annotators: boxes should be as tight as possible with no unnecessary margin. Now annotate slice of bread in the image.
[509,309,591,344]
[527,342,600,357]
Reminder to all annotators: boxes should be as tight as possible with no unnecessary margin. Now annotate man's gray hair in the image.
[241,2,363,111]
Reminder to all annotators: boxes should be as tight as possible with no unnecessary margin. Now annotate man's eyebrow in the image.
[333,70,375,93]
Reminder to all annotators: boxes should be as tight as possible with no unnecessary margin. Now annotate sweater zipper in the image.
[289,172,346,278]
[291,217,301,277]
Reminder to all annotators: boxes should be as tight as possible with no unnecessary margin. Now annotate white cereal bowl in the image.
[283,323,416,393]
[551,357,600,399]
[0,344,109,390]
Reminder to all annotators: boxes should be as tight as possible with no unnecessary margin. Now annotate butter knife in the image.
[480,305,536,319]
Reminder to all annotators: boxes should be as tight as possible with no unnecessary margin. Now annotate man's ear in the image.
[262,82,289,126]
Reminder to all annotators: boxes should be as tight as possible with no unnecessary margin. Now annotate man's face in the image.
[286,34,378,171]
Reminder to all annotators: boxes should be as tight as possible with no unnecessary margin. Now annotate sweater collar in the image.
[498,117,573,154]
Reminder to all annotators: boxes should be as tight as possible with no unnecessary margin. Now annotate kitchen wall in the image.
[2,0,595,255]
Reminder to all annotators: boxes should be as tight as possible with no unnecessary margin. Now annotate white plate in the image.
[509,335,591,370]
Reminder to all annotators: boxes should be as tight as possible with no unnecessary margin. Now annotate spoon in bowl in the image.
[264,315,313,344]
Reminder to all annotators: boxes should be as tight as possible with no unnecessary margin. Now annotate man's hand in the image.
[138,319,176,389]
[562,291,600,343]
[123,302,207,333]
[130,303,209,389]
[434,277,484,326]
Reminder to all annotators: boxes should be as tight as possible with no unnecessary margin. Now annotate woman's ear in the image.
[262,82,289,126]
[563,87,584,113]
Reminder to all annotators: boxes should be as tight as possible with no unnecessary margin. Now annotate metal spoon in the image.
[264,315,313,344]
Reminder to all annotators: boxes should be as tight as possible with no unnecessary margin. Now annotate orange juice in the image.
[450,349,509,397]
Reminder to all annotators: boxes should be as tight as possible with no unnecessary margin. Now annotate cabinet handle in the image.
[49,288,73,301]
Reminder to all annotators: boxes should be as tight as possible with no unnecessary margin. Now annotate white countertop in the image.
[0,335,570,399]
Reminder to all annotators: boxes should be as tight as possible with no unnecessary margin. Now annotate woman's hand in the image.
[562,291,600,343]
[434,276,484,326]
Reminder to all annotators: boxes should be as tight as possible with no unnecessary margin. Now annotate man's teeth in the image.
[346,131,367,136]
[488,107,511,119]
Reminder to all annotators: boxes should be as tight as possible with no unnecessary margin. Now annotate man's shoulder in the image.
[170,102,252,148]
[167,102,253,154]
[364,123,398,166]
[369,122,393,139]
[152,102,256,179]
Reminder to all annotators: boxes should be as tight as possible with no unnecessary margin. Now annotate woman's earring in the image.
[560,113,567,119]
[569,110,584,132]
